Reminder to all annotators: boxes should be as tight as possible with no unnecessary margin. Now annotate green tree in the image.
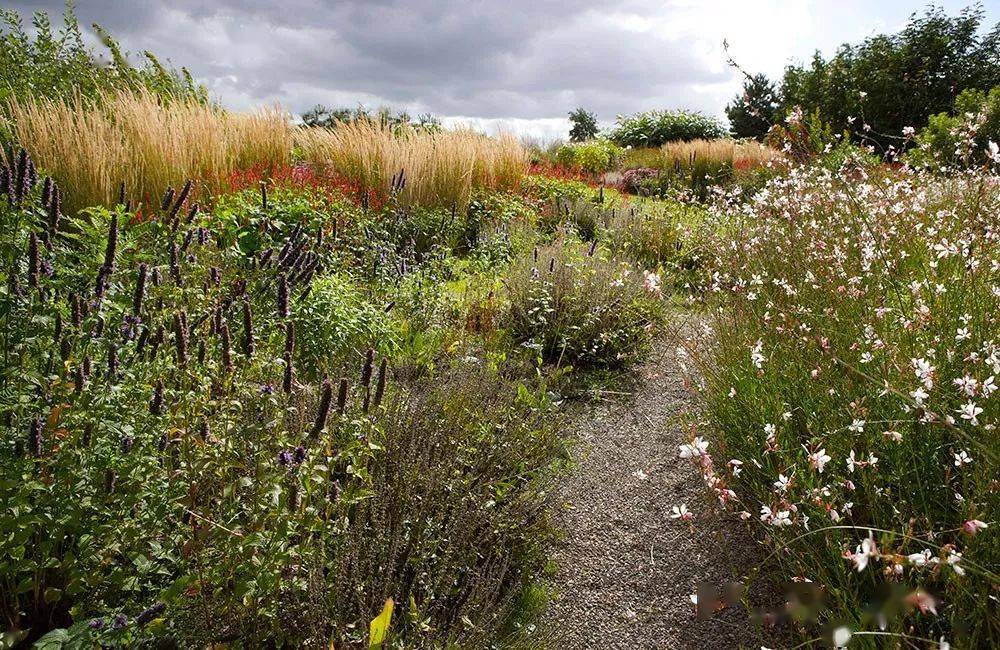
[726,73,778,140]
[780,4,1000,150]
[568,107,599,142]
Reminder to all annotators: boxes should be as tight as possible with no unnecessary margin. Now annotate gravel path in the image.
[540,339,773,649]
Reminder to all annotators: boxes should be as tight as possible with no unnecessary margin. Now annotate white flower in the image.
[833,626,852,648]
[912,358,935,388]
[848,419,865,433]
[988,140,1000,162]
[982,375,997,396]
[957,401,983,425]
[955,327,971,342]
[902,126,916,137]
[670,504,693,521]
[954,450,973,466]
[679,437,709,459]
[851,535,878,572]
[947,551,966,576]
[910,386,929,405]
[809,448,832,473]
[642,270,662,295]
[953,375,978,397]
[773,474,791,492]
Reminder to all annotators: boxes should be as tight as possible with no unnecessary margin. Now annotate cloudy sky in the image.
[9,1,1000,140]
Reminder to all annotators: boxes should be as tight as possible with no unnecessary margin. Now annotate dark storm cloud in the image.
[8,0,734,127]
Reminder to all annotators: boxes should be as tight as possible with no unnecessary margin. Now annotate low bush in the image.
[683,164,1000,647]
[505,239,663,368]
[907,86,1000,168]
[554,139,622,173]
[609,109,726,148]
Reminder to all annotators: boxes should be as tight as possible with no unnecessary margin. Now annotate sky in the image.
[9,1,1000,141]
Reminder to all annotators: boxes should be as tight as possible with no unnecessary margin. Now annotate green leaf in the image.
[368,598,394,649]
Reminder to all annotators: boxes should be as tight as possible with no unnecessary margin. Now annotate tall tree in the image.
[568,107,599,142]
[780,4,1000,150]
[726,73,778,140]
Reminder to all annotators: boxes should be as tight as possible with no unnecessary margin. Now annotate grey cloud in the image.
[9,1,737,129]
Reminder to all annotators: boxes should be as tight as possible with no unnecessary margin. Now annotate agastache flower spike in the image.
[28,417,42,457]
[242,298,254,357]
[310,375,333,438]
[133,263,147,315]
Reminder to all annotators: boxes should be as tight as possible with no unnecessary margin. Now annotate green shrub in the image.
[907,86,1000,168]
[554,139,622,173]
[609,109,726,148]
[505,239,663,368]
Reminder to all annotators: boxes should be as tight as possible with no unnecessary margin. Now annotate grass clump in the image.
[505,239,664,369]
[295,119,528,209]
[8,90,291,213]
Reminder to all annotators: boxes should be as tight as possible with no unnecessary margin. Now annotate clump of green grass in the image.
[505,238,664,369]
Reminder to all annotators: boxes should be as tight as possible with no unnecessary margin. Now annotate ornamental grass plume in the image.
[294,119,527,209]
[8,90,292,214]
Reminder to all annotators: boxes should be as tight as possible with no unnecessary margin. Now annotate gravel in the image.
[540,341,776,649]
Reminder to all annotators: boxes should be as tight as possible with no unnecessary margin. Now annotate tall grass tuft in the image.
[295,120,527,208]
[8,90,291,213]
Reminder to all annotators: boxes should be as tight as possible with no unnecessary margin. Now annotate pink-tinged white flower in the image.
[670,504,694,521]
[962,519,988,536]
[988,140,1000,162]
[912,358,935,388]
[909,386,929,405]
[751,339,765,369]
[773,474,791,492]
[982,375,997,396]
[902,126,916,137]
[808,448,831,473]
[957,401,983,425]
[738,510,752,520]
[954,450,972,466]
[905,589,938,615]
[953,375,978,396]
[883,430,903,442]
[947,551,965,576]
[849,535,878,572]
[907,549,933,567]
[729,459,743,476]
[642,270,662,295]
[679,437,709,459]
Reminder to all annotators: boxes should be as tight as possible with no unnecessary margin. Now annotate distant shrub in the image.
[764,106,836,162]
[907,86,1000,168]
[505,240,663,368]
[554,139,622,173]
[620,168,660,193]
[609,110,726,148]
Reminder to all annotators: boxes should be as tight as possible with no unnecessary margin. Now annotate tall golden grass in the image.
[659,138,782,169]
[295,120,528,208]
[8,90,292,213]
